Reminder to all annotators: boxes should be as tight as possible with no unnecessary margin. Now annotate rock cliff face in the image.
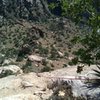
[0,0,52,21]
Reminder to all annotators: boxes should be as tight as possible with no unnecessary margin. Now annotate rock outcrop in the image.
[0,65,23,78]
[28,55,44,62]
[0,65,100,100]
[0,0,52,21]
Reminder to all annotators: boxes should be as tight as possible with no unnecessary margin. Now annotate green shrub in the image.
[48,3,57,10]
[49,46,59,60]
[64,52,69,57]
[38,45,49,56]
[42,59,48,66]
[41,66,53,72]
[63,64,67,68]
[22,60,32,73]
[91,65,100,85]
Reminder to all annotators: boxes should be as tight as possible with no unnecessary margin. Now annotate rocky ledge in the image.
[0,65,100,100]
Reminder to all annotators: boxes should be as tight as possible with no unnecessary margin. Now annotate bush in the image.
[63,64,67,68]
[0,55,5,65]
[41,66,53,72]
[38,45,49,56]
[91,65,100,85]
[42,59,48,66]
[49,46,59,60]
[22,60,32,73]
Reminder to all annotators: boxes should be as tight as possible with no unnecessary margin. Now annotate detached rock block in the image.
[28,55,44,62]
[0,65,23,78]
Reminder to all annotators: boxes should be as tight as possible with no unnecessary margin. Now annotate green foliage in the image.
[0,55,5,65]
[71,36,80,44]
[38,45,49,57]
[0,20,44,61]
[60,0,100,85]
[49,46,59,60]
[48,0,100,26]
[93,66,100,77]
[41,66,53,72]
[48,1,100,82]
[54,0,99,66]
[86,65,100,85]
[68,57,78,66]
[22,60,32,73]
[60,0,69,16]
[64,52,69,57]
[72,31,100,65]
[0,23,28,59]
[42,59,48,66]
[63,64,67,68]
[48,3,57,10]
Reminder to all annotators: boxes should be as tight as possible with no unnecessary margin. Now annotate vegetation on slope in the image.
[48,0,100,65]
[0,0,100,74]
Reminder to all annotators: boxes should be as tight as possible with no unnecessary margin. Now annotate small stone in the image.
[58,91,65,97]
[28,55,43,62]
[21,81,33,88]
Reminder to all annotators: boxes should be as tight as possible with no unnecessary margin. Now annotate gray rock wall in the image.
[0,0,52,21]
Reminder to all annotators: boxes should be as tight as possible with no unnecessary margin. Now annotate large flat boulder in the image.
[28,55,44,62]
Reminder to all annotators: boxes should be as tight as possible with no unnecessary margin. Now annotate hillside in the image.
[0,0,100,100]
[0,0,82,73]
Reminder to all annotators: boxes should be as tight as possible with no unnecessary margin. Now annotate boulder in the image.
[57,51,64,57]
[1,0,51,21]
[28,55,44,62]
[0,65,23,78]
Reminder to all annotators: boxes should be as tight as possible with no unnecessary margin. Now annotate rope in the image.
[37,74,100,80]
